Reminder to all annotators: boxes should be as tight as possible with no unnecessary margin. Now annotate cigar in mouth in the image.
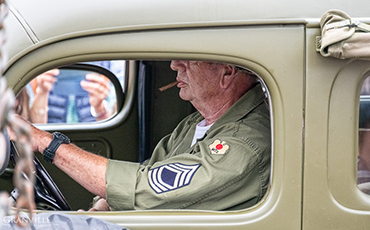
[159,80,179,92]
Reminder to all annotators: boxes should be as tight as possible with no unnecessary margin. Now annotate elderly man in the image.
[27,60,271,211]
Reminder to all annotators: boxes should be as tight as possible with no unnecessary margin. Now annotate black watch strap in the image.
[43,132,70,163]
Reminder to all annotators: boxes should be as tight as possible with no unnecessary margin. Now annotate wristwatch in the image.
[43,132,70,163]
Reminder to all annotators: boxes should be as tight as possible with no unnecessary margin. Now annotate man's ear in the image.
[219,65,237,89]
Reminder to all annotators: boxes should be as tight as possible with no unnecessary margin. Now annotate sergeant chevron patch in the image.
[148,163,201,194]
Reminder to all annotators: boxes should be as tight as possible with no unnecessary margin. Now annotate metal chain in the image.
[0,0,36,227]
[0,0,8,75]
[0,0,9,226]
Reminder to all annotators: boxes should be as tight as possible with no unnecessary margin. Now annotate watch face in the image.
[54,132,70,143]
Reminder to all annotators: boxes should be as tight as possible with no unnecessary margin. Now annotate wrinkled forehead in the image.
[196,61,222,69]
[171,60,256,77]
[189,61,255,76]
[178,60,225,69]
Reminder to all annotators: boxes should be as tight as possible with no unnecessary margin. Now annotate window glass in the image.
[12,60,272,211]
[358,74,370,194]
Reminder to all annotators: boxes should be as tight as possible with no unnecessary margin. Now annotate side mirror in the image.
[18,62,125,124]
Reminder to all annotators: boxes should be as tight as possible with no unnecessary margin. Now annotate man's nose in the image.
[170,60,187,72]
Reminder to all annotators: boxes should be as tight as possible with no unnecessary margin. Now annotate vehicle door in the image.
[3,19,305,230]
[62,25,305,229]
[303,21,370,229]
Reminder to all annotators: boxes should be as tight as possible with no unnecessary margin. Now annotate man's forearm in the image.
[54,144,108,198]
[35,130,108,198]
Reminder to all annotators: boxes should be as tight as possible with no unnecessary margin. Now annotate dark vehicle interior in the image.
[1,60,198,210]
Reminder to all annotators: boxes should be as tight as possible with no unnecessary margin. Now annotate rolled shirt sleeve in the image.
[106,160,140,210]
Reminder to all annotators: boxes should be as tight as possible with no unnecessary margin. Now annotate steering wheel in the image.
[7,134,71,211]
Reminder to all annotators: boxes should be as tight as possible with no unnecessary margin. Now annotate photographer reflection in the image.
[46,71,111,123]
[16,69,113,124]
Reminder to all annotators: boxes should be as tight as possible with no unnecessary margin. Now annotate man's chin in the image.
[179,91,190,101]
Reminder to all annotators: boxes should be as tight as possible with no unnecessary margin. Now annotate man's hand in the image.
[89,198,110,211]
[80,73,111,117]
[32,69,59,95]
[78,198,110,212]
[29,69,59,123]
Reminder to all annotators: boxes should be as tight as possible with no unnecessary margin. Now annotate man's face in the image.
[170,61,223,103]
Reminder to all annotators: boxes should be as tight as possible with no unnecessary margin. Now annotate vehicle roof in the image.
[9,0,370,33]
[5,0,370,65]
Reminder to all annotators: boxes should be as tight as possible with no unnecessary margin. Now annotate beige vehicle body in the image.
[2,0,370,229]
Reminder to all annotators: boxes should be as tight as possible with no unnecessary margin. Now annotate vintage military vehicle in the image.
[0,0,370,229]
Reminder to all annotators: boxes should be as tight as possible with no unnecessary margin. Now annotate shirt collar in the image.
[187,83,266,126]
[213,83,266,126]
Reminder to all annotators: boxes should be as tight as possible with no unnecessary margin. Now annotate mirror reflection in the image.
[15,61,125,124]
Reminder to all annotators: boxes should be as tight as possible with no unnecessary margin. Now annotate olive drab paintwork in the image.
[2,0,370,229]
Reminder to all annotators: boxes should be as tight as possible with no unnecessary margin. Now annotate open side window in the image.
[358,73,370,194]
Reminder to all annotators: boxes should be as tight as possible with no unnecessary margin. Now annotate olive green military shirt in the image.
[106,84,271,211]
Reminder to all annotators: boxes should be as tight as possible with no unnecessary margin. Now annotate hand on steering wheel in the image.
[9,141,71,211]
